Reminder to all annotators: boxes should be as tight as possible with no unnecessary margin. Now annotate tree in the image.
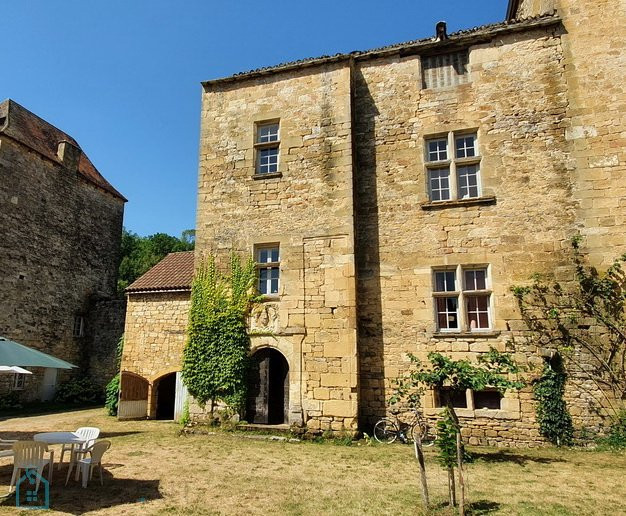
[512,236,626,418]
[393,350,523,512]
[117,228,195,294]
[182,254,260,414]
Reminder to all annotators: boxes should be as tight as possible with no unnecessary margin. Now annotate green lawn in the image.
[0,408,623,515]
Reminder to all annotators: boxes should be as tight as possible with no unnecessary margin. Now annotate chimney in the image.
[435,21,448,41]
[57,140,81,171]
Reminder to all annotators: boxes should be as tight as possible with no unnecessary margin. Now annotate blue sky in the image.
[3,1,505,237]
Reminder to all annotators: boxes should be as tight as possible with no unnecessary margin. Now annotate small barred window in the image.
[422,51,469,89]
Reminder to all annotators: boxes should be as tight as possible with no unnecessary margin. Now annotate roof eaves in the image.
[202,13,560,88]
[126,287,192,295]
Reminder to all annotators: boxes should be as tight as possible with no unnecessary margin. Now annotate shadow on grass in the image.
[471,450,566,466]
[0,430,143,441]
[0,464,161,515]
[0,403,103,421]
[431,500,500,515]
[467,500,501,514]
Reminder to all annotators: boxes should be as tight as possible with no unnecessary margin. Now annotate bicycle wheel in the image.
[373,418,399,444]
[411,421,437,447]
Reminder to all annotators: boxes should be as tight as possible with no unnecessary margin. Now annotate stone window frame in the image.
[73,315,85,338]
[254,120,281,177]
[432,264,493,334]
[255,244,280,299]
[424,130,482,204]
[12,373,25,391]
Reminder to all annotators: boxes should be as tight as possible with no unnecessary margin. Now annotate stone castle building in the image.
[120,0,625,444]
[0,99,126,401]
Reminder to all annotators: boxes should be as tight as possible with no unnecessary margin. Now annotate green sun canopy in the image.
[0,337,76,369]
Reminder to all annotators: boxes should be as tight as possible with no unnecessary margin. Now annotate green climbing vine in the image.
[105,334,124,416]
[533,355,574,446]
[182,253,261,413]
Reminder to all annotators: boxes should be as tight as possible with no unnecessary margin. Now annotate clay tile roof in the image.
[202,12,559,87]
[126,251,195,293]
[0,99,126,201]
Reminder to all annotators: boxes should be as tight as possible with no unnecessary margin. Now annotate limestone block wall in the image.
[353,25,575,444]
[196,62,358,431]
[121,292,190,382]
[556,0,626,268]
[0,136,124,398]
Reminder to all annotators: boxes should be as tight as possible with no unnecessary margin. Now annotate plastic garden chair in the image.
[65,440,111,488]
[0,438,17,458]
[9,441,54,493]
[60,427,100,470]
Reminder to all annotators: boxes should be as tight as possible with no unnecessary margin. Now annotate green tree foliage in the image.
[393,350,524,410]
[533,356,574,445]
[182,254,260,413]
[512,236,626,416]
[117,228,195,294]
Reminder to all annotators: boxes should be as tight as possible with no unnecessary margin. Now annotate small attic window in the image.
[0,117,6,125]
[422,51,469,89]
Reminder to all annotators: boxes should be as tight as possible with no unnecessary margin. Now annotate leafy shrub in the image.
[0,392,22,411]
[54,377,103,404]
[179,399,190,427]
[598,411,626,449]
[105,373,120,416]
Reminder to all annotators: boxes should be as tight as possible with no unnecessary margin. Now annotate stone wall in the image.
[122,292,190,381]
[197,62,358,432]
[86,299,127,387]
[0,136,124,401]
[353,25,576,444]
[185,3,625,444]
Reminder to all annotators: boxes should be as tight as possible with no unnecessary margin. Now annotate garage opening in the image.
[155,372,176,420]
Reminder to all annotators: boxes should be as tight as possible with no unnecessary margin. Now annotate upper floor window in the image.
[255,121,280,175]
[256,245,280,296]
[12,373,25,391]
[422,51,469,89]
[433,265,492,332]
[425,131,481,203]
[73,315,84,338]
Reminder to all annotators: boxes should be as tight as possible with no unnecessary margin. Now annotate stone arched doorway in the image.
[246,348,289,425]
[154,372,177,420]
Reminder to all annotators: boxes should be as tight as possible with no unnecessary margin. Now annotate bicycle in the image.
[373,408,436,446]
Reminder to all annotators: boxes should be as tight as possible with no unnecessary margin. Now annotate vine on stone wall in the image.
[533,355,574,446]
[182,253,260,413]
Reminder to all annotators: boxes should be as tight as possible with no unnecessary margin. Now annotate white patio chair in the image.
[59,427,100,470]
[9,441,54,493]
[65,440,111,488]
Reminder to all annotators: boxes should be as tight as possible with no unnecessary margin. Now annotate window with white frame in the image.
[73,315,84,337]
[433,265,492,332]
[422,51,469,89]
[254,121,280,175]
[12,373,25,391]
[425,131,481,202]
[256,245,280,296]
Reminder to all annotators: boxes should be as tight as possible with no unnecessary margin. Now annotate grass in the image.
[0,408,623,515]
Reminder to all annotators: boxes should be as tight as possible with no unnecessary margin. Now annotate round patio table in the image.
[34,432,88,469]
[34,432,86,445]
